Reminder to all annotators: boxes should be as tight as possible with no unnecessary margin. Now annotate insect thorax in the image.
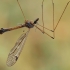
[25,21,34,28]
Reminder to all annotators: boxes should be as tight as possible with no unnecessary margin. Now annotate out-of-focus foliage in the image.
[0,0,70,70]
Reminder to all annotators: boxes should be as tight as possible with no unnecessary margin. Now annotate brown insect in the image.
[0,0,70,66]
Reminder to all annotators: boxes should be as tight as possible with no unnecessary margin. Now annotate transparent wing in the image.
[6,29,30,67]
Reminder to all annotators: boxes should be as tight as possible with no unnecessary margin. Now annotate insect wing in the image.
[6,30,30,66]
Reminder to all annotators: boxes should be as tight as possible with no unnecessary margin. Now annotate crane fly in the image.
[0,0,70,67]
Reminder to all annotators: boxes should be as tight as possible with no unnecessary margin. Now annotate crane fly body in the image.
[0,18,39,34]
[0,0,70,67]
[0,18,39,67]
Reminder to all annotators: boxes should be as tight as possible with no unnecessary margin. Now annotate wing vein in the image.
[6,29,30,66]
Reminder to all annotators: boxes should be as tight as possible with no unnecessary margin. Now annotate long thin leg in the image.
[34,25,54,39]
[37,0,55,39]
[35,0,54,39]
[54,1,70,31]
[41,0,54,32]
[17,0,26,21]
[37,23,52,32]
[51,0,55,38]
[42,0,44,33]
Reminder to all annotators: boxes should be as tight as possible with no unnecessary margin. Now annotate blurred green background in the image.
[0,0,70,70]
